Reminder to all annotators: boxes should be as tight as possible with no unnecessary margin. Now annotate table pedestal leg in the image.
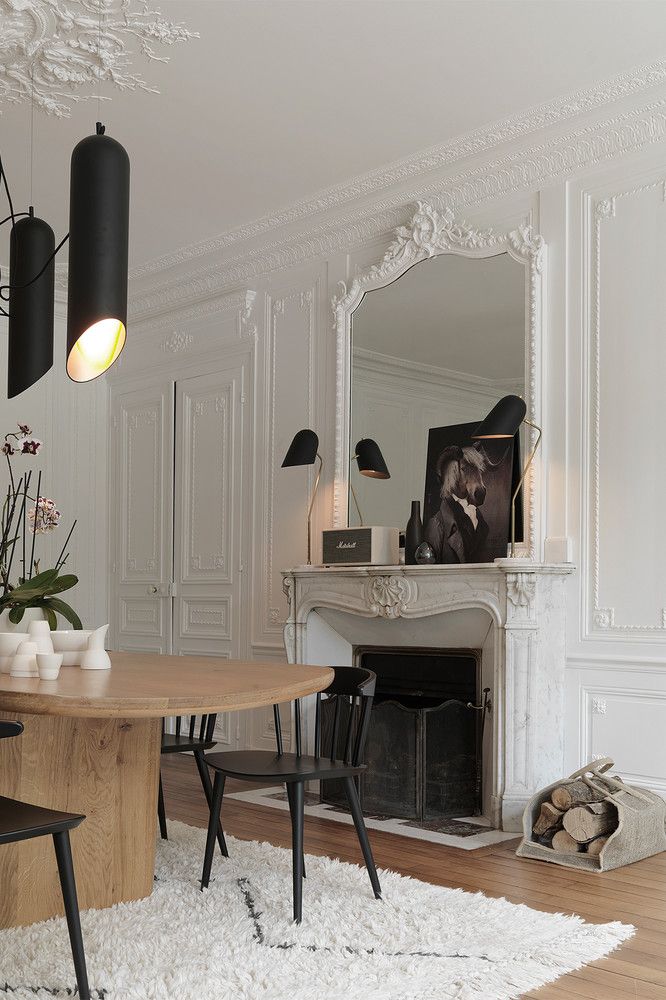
[0,711,161,928]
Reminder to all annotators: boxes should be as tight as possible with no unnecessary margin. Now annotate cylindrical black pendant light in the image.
[7,208,55,398]
[66,122,129,382]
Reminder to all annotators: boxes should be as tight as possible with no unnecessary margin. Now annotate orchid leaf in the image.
[44,574,78,596]
[8,605,24,625]
[44,597,82,630]
[42,605,58,631]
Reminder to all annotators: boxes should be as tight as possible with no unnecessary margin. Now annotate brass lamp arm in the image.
[510,417,542,557]
[306,453,323,564]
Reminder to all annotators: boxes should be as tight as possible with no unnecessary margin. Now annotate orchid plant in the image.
[0,423,81,630]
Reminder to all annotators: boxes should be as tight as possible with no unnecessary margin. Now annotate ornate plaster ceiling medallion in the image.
[0,0,197,117]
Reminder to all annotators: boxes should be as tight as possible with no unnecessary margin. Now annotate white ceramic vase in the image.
[0,607,47,632]
[80,624,111,670]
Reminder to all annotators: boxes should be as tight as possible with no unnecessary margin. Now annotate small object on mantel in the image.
[322,526,399,566]
[414,541,437,564]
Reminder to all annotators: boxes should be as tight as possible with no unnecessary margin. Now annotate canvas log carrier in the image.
[517,758,666,872]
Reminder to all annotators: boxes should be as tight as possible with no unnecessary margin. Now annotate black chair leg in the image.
[286,783,305,878]
[343,776,381,899]
[194,750,228,857]
[290,781,305,923]
[158,772,168,841]
[201,771,226,891]
[52,831,90,1000]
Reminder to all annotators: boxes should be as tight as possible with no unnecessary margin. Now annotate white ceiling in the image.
[352,252,525,381]
[1,1,666,269]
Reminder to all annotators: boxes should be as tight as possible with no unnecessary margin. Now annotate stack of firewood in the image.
[531,780,618,857]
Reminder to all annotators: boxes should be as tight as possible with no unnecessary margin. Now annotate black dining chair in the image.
[0,721,90,1000]
[200,666,381,923]
[158,713,228,857]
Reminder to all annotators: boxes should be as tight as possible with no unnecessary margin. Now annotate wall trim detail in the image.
[587,180,666,637]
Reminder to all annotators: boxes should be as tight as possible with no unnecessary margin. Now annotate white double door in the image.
[110,352,251,749]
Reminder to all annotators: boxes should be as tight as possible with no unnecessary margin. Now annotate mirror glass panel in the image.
[349,252,525,528]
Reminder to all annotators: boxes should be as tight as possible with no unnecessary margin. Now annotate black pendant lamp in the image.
[66,122,129,382]
[7,208,55,398]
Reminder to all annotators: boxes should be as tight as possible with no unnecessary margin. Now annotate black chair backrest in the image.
[273,666,376,767]
[163,714,217,743]
[0,721,23,740]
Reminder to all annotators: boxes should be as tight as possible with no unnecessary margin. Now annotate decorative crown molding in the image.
[129,58,666,281]
[128,91,666,319]
[0,0,197,118]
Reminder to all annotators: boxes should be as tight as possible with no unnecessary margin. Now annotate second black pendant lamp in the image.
[66,122,129,382]
[7,208,55,398]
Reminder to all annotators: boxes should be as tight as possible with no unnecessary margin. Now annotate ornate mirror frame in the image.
[332,201,546,559]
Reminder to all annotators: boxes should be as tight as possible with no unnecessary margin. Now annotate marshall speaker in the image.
[322,526,399,566]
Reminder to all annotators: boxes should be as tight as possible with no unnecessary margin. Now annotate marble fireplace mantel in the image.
[282,561,574,831]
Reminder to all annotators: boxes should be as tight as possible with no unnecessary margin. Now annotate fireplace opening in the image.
[321,648,488,824]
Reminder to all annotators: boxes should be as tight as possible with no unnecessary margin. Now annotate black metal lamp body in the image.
[472,394,541,557]
[281,429,322,564]
[66,124,129,382]
[7,212,55,398]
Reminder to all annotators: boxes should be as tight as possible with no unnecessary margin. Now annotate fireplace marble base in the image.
[282,560,574,832]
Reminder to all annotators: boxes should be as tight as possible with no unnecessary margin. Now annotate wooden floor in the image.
[162,755,666,999]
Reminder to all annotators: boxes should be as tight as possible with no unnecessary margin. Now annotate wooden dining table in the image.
[0,650,333,928]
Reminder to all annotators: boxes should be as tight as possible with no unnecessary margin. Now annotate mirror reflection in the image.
[349,252,525,530]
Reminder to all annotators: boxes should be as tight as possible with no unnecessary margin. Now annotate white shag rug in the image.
[0,821,633,1000]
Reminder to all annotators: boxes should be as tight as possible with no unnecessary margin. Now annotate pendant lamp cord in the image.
[29,64,34,206]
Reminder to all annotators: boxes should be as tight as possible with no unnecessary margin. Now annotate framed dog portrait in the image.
[423,422,517,564]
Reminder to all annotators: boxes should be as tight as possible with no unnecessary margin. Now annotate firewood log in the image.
[551,830,582,853]
[551,780,607,810]
[586,836,609,858]
[532,801,564,836]
[563,804,617,843]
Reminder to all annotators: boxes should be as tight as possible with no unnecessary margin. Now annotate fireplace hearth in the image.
[321,649,488,822]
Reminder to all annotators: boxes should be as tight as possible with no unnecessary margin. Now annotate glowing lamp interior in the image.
[66,318,126,382]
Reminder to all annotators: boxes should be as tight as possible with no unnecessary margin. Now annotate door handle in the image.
[147,585,159,595]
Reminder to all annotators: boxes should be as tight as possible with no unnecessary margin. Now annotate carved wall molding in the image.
[160,331,193,354]
[0,0,196,118]
[126,89,666,322]
[588,181,666,637]
[129,60,666,282]
[332,202,544,558]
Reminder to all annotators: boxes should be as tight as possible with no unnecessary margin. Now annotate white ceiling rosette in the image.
[0,0,197,117]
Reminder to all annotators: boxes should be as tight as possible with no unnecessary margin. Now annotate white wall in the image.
[108,81,666,782]
[0,308,108,629]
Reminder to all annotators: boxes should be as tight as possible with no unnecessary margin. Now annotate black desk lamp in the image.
[472,395,541,557]
[281,429,322,564]
[350,438,390,525]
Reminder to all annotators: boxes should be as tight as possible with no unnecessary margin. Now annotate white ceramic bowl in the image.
[0,631,29,656]
[50,630,92,666]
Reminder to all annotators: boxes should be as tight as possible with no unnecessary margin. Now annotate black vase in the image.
[405,500,423,565]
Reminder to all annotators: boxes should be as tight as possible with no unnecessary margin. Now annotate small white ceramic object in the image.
[80,624,111,670]
[0,632,29,658]
[10,640,39,677]
[50,630,92,666]
[36,652,63,680]
[27,619,54,654]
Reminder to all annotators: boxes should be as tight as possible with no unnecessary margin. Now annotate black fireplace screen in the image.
[321,648,482,821]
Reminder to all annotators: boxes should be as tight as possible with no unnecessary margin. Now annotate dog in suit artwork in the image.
[423,422,515,564]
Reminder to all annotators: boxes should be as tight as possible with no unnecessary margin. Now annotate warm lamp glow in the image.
[66,317,126,382]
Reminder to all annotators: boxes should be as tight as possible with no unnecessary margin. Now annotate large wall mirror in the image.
[333,202,545,557]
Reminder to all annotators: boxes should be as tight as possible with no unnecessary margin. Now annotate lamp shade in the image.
[472,394,527,439]
[7,211,55,398]
[281,429,319,467]
[66,123,129,382]
[354,438,390,479]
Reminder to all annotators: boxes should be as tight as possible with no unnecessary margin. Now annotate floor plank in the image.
[161,755,664,999]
